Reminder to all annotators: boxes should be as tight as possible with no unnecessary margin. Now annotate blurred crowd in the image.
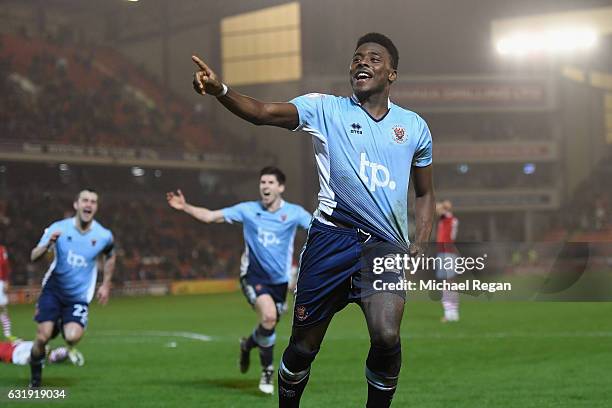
[560,173,611,233]
[547,149,612,238]
[0,33,214,151]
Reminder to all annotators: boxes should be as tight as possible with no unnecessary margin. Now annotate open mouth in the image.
[354,70,373,84]
[262,192,272,199]
[83,209,93,216]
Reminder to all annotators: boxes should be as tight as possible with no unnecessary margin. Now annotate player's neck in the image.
[73,217,93,233]
[355,90,390,120]
[263,198,282,212]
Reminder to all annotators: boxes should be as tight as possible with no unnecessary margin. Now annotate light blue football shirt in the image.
[38,217,114,303]
[222,200,312,284]
[290,93,433,249]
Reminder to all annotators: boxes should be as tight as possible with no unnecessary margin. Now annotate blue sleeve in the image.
[222,202,248,224]
[289,93,329,132]
[412,117,433,167]
[37,222,58,247]
[297,206,312,230]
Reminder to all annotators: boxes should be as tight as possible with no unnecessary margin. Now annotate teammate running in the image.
[167,166,312,395]
[28,188,116,387]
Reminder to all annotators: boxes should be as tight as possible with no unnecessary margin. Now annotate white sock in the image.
[0,312,11,337]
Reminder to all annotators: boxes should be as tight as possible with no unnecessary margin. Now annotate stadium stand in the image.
[542,148,612,242]
[0,33,215,151]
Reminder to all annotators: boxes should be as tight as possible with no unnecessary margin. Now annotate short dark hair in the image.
[355,32,399,70]
[259,166,286,185]
[75,188,98,202]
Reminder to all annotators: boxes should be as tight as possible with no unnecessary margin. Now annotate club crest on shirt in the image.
[392,125,407,144]
[281,214,287,222]
[91,239,97,246]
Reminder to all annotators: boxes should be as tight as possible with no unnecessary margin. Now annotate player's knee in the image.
[35,332,51,346]
[63,327,83,345]
[261,312,277,329]
[35,327,53,345]
[279,340,319,381]
[370,327,400,349]
[292,335,322,357]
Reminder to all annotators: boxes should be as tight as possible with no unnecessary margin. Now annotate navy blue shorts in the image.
[293,219,407,327]
[240,275,289,318]
[34,289,89,328]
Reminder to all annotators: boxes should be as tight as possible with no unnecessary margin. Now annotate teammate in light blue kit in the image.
[191,32,435,407]
[166,166,311,395]
[29,188,116,387]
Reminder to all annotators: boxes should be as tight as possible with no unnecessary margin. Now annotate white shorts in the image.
[0,281,8,307]
[12,341,34,365]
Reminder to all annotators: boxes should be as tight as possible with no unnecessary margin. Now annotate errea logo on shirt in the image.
[359,153,396,192]
[350,123,363,135]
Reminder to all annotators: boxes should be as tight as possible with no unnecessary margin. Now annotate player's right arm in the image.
[166,189,224,224]
[30,231,61,262]
[191,55,299,130]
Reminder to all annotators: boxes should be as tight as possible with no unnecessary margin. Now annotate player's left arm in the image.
[97,241,116,305]
[411,164,435,256]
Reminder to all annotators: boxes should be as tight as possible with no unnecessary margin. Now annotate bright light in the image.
[496,27,598,57]
[59,163,69,171]
[457,164,469,174]
[131,166,145,177]
[523,163,536,175]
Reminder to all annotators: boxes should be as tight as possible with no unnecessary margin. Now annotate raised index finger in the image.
[192,55,210,71]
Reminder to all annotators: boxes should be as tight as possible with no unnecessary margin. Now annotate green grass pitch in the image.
[1,293,611,407]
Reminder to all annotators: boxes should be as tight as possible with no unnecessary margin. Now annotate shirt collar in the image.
[259,199,285,212]
[351,94,391,109]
